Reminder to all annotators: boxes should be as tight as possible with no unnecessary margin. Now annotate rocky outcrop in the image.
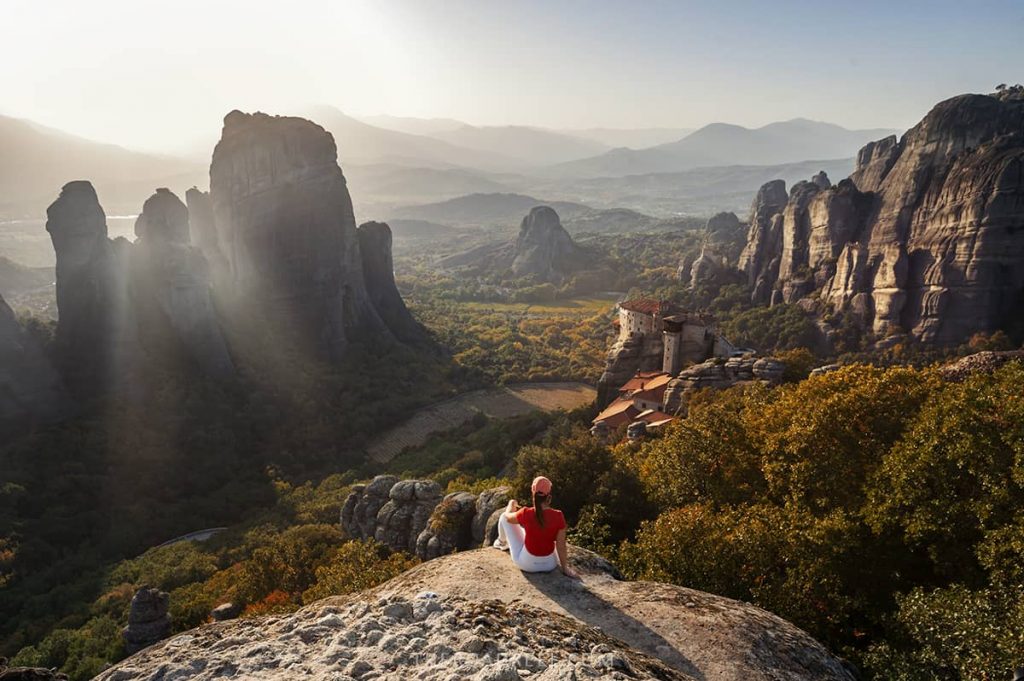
[97,547,856,681]
[663,356,785,414]
[740,91,1024,345]
[209,111,390,359]
[738,179,789,304]
[131,189,234,378]
[45,181,131,386]
[510,206,586,280]
[0,295,70,430]
[122,587,171,654]
[689,248,726,290]
[342,477,512,560]
[0,658,68,680]
[938,350,1024,382]
[596,333,664,408]
[357,221,424,343]
[341,475,401,541]
[415,491,478,560]
[210,602,242,622]
[184,187,228,284]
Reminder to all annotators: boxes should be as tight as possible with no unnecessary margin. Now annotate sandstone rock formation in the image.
[357,221,425,343]
[131,189,234,378]
[96,547,855,681]
[210,111,392,359]
[342,477,512,560]
[740,91,1024,345]
[688,247,726,290]
[184,187,228,284]
[122,587,171,654]
[596,333,664,408]
[0,294,70,430]
[45,181,131,386]
[663,356,785,414]
[510,206,586,280]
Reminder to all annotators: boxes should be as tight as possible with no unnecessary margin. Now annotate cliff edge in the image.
[97,547,854,681]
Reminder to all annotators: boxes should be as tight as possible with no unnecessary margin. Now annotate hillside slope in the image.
[97,547,855,680]
[0,115,203,214]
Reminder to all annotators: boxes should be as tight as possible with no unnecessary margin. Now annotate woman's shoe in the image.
[492,537,509,551]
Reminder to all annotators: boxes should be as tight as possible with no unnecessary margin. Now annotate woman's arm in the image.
[556,528,579,579]
[502,499,521,523]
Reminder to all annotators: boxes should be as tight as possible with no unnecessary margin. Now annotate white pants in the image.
[498,514,559,572]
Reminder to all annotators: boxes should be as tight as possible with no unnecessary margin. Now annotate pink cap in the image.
[531,476,553,495]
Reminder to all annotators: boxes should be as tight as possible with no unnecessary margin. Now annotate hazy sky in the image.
[2,0,1021,153]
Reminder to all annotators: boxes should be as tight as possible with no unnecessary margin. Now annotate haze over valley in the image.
[2,2,1023,680]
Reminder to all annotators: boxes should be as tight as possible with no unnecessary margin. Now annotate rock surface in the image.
[97,548,855,681]
[663,356,785,414]
[938,350,1024,382]
[357,221,425,343]
[209,111,390,359]
[131,189,234,378]
[0,294,70,430]
[511,206,586,280]
[185,187,228,284]
[45,181,129,386]
[122,587,171,654]
[739,91,1024,345]
[0,657,68,680]
[342,477,514,560]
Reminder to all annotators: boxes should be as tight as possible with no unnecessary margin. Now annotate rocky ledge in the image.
[96,547,855,681]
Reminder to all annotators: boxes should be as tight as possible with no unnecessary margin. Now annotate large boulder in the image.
[122,587,171,654]
[415,491,478,560]
[340,475,399,540]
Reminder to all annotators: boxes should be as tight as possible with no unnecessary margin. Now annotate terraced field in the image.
[367,382,595,463]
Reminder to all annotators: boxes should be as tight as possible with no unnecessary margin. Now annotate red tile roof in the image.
[618,371,669,393]
[593,398,640,429]
[635,409,676,425]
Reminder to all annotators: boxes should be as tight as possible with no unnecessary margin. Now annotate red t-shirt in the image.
[515,507,566,556]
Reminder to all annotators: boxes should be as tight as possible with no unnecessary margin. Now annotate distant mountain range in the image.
[389,192,593,228]
[549,119,898,177]
[0,114,204,215]
[359,115,694,157]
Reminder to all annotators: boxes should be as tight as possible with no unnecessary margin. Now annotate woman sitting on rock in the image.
[493,476,579,578]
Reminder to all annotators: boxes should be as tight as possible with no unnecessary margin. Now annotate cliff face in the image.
[357,221,425,344]
[45,181,133,387]
[510,206,586,280]
[210,111,390,358]
[131,189,234,378]
[740,92,1024,345]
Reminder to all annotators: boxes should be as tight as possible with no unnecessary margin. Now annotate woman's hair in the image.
[533,491,548,527]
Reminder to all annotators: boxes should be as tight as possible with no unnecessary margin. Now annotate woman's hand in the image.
[562,565,581,580]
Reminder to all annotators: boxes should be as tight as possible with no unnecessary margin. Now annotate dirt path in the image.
[367,382,595,463]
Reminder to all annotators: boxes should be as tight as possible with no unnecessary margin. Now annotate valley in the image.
[0,8,1022,677]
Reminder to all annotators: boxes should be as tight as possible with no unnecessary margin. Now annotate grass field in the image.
[366,381,596,463]
[457,295,620,315]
